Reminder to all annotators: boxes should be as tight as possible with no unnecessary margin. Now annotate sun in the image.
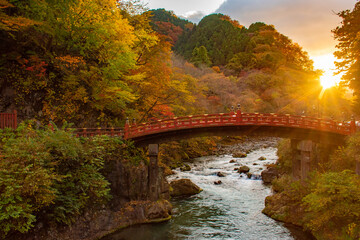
[312,54,341,90]
[319,72,337,90]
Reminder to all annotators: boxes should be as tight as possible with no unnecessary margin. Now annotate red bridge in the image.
[1,110,358,179]
[75,110,356,146]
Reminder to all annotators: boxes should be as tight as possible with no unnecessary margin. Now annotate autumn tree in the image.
[333,2,360,113]
[0,0,160,126]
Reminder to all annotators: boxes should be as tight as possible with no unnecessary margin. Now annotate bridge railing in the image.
[0,110,353,139]
[126,112,354,138]
[0,110,17,129]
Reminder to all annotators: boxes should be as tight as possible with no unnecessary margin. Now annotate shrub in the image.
[276,139,292,173]
[329,132,360,172]
[0,123,111,236]
[302,170,360,239]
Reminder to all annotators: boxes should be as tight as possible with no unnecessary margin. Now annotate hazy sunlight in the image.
[312,54,342,90]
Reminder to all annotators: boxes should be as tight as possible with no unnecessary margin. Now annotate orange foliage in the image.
[212,66,221,73]
[0,0,39,31]
[54,55,86,71]
[152,105,175,118]
[220,15,244,29]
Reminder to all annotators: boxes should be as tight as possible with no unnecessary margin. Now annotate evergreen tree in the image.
[333,2,360,113]
[191,46,212,67]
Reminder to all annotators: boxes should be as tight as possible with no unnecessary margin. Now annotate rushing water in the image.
[103,147,314,240]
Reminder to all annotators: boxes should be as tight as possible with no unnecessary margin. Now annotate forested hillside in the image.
[0,1,198,126]
[0,1,353,127]
[149,9,352,118]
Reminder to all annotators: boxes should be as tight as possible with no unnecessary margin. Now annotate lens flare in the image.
[312,54,341,90]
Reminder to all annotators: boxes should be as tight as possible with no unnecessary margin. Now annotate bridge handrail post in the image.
[204,114,208,124]
[236,109,242,124]
[13,110,17,129]
[285,114,290,125]
[350,116,356,134]
[111,127,114,137]
[124,118,129,139]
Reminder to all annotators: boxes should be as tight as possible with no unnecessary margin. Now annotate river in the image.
[103,146,314,240]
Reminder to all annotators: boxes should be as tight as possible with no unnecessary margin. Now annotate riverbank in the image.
[103,143,314,240]
[1,126,172,240]
[263,136,360,240]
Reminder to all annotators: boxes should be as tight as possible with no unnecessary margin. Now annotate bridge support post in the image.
[291,139,313,181]
[148,144,159,201]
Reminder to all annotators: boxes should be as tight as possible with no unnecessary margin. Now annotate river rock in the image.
[253,163,259,165]
[217,171,226,177]
[238,166,250,173]
[180,164,191,172]
[170,179,202,197]
[214,180,222,185]
[258,156,267,160]
[261,167,279,184]
[246,172,252,179]
[234,167,239,171]
[164,167,175,176]
[229,159,236,163]
[233,152,247,158]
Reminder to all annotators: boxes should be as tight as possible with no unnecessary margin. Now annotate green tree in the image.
[303,171,360,239]
[191,46,212,67]
[0,124,110,237]
[227,52,257,71]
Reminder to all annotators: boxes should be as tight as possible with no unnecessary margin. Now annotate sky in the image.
[145,0,357,84]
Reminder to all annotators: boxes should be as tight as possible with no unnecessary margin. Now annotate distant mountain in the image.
[149,10,314,74]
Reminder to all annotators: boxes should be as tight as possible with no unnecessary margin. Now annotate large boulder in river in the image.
[238,166,250,173]
[214,180,222,185]
[261,167,279,184]
[217,171,226,177]
[180,164,191,172]
[170,179,202,197]
[233,152,247,158]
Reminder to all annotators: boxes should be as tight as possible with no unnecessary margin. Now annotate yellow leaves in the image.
[0,0,40,32]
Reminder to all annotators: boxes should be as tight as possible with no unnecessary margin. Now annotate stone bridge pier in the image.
[291,139,360,179]
[148,144,159,201]
[291,139,314,180]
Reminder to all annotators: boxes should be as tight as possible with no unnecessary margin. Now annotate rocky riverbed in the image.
[103,138,314,240]
[216,136,280,155]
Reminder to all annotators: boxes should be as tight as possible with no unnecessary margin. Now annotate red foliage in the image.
[153,105,175,118]
[19,55,47,78]
[154,21,183,44]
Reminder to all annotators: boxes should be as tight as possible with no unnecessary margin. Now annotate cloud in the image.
[145,0,226,16]
[215,0,356,56]
[181,11,205,23]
